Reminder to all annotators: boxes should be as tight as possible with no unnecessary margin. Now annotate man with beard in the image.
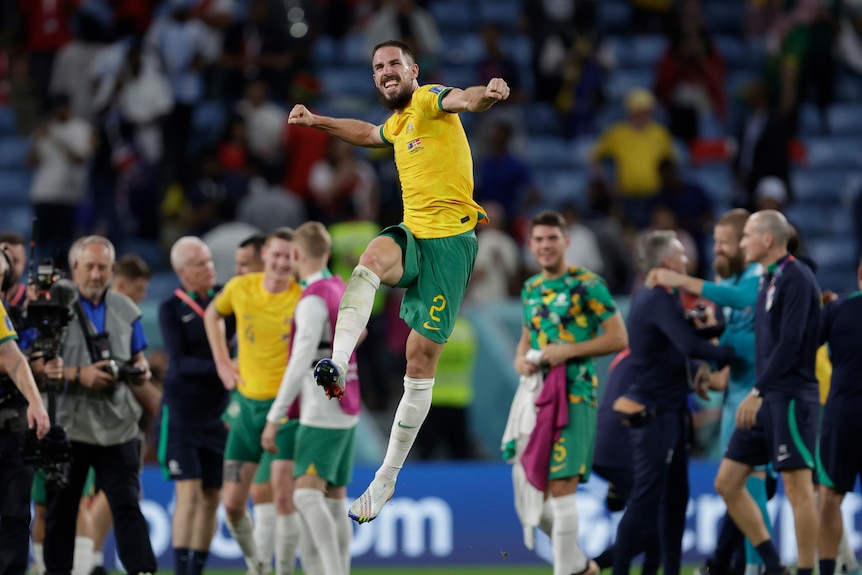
[514,210,627,575]
[44,235,156,575]
[287,39,510,523]
[204,228,303,575]
[649,209,772,575]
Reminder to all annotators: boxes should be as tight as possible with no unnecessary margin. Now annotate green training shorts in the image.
[293,424,356,488]
[381,224,478,343]
[548,401,597,483]
[224,393,296,465]
[32,467,96,504]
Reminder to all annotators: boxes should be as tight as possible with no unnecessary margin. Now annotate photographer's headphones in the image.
[0,249,14,293]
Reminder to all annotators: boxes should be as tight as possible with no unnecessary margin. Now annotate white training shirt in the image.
[267,271,359,430]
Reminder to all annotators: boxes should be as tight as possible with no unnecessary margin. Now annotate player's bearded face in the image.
[373,47,417,110]
[713,225,744,279]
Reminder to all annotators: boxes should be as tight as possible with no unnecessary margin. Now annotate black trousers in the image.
[45,439,156,575]
[0,430,33,575]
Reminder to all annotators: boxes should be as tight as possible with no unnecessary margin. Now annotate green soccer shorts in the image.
[293,424,356,488]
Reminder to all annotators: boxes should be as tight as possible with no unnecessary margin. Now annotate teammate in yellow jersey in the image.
[288,39,510,524]
[204,227,303,575]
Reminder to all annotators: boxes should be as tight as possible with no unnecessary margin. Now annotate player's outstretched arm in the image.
[441,78,510,113]
[288,104,387,148]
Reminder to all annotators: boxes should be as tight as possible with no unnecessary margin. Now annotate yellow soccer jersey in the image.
[380,84,486,239]
[0,301,18,344]
[214,272,301,400]
[816,344,832,406]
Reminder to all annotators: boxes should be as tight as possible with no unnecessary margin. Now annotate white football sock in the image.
[226,511,260,571]
[92,550,104,567]
[837,526,859,573]
[33,543,45,575]
[331,265,380,369]
[297,524,324,575]
[275,513,301,575]
[72,536,94,575]
[550,494,587,575]
[325,497,352,575]
[293,489,342,575]
[376,376,434,483]
[253,502,276,569]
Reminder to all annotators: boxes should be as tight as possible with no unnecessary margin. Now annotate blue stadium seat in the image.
[311,35,338,66]
[792,170,847,204]
[118,239,164,272]
[784,204,833,238]
[0,137,30,170]
[623,35,668,68]
[0,106,15,136]
[701,3,744,35]
[713,36,747,69]
[442,33,484,66]
[190,101,226,154]
[441,67,478,89]
[478,0,520,30]
[606,68,654,101]
[0,205,33,238]
[428,1,477,34]
[804,137,862,169]
[319,67,376,99]
[826,104,862,136]
[146,271,181,303]
[572,138,595,167]
[340,33,368,65]
[597,1,630,34]
[807,237,857,269]
[816,267,858,294]
[835,74,862,102]
[501,35,532,67]
[538,169,588,208]
[0,171,31,204]
[524,102,562,136]
[690,165,732,203]
[527,135,574,169]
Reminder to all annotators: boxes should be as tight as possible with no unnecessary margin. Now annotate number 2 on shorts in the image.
[422,295,446,331]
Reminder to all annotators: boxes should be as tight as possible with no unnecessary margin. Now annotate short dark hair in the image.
[529,210,568,234]
[266,227,294,246]
[0,232,25,246]
[115,254,152,281]
[372,40,415,64]
[239,233,267,256]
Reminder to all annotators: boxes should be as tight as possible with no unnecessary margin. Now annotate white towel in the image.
[501,349,547,550]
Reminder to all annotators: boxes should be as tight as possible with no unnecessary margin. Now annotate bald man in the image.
[158,237,229,575]
[714,210,821,575]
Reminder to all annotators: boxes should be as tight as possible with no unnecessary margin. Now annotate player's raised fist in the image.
[485,78,510,102]
[288,104,315,126]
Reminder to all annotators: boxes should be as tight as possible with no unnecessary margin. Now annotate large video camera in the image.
[17,232,77,489]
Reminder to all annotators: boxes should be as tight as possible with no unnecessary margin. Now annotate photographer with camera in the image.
[43,236,156,575]
[0,252,57,575]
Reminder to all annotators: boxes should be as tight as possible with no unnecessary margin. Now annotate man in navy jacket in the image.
[715,210,820,575]
[612,230,735,575]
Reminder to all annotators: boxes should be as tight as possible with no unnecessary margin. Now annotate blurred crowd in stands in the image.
[1,0,861,455]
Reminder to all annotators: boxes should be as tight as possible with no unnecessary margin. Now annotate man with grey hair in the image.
[715,210,821,575]
[158,236,228,575]
[44,235,156,575]
[611,230,735,575]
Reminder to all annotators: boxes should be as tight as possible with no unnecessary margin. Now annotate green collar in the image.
[300,268,332,289]
[847,291,862,300]
[186,288,216,300]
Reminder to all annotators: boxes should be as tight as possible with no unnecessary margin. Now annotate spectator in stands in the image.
[307,138,379,225]
[732,79,792,211]
[561,202,606,274]
[235,79,286,179]
[146,0,208,186]
[653,159,714,277]
[655,0,726,142]
[522,0,597,103]
[188,0,236,100]
[754,176,788,212]
[584,180,635,294]
[282,74,330,204]
[630,0,675,34]
[114,253,153,305]
[221,0,293,101]
[556,33,612,139]
[591,88,675,229]
[466,201,522,304]
[476,24,526,105]
[218,114,249,174]
[27,93,96,261]
[185,149,248,236]
[50,13,108,123]
[236,158,307,233]
[18,0,78,111]
[835,1,862,77]
[363,0,441,71]
[476,120,535,228]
